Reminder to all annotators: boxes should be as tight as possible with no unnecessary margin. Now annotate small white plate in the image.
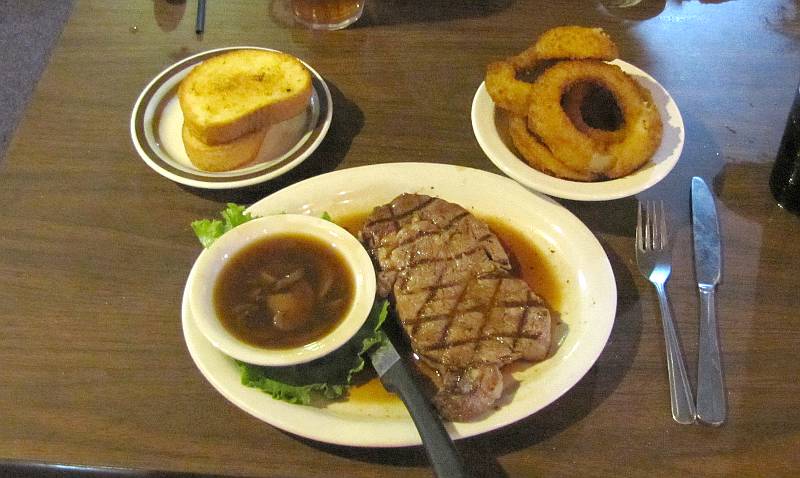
[471,60,685,201]
[182,163,617,447]
[130,47,332,189]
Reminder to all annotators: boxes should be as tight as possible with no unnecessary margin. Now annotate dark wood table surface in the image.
[2,0,799,476]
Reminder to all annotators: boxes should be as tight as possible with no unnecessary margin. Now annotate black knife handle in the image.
[382,361,472,478]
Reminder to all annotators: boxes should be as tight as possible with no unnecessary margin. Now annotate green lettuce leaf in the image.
[191,203,254,248]
[237,300,389,404]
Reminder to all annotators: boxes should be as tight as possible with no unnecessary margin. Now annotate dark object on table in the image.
[195,0,206,34]
[770,81,800,214]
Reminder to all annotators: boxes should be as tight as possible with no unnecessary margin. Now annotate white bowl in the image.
[471,59,685,201]
[189,214,377,366]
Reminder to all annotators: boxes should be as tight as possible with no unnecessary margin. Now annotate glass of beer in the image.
[291,0,364,30]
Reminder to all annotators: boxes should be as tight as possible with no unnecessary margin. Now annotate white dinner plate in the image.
[131,47,332,189]
[182,162,617,447]
[472,60,685,201]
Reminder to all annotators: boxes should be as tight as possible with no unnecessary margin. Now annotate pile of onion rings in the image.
[485,26,663,181]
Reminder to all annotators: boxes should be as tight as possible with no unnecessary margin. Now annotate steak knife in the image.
[370,338,471,478]
[691,176,726,426]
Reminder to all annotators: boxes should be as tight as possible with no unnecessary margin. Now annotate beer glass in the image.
[292,0,364,30]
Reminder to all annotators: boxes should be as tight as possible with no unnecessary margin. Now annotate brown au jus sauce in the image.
[213,233,355,349]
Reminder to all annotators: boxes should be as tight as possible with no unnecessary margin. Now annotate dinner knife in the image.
[369,338,471,478]
[691,176,726,426]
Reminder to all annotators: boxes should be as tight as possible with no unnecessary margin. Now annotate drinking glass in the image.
[292,0,364,30]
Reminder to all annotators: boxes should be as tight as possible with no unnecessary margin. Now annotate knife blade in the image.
[370,338,471,478]
[691,176,726,426]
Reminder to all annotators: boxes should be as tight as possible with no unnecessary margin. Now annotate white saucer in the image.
[471,60,685,201]
[130,47,332,189]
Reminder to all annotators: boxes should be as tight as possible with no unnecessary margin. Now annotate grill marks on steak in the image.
[360,193,552,421]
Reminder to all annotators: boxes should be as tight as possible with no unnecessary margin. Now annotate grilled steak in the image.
[360,193,552,421]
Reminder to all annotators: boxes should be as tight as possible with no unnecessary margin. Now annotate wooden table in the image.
[2,1,799,476]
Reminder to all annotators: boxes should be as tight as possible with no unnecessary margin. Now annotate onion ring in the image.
[562,81,627,144]
[606,79,663,178]
[512,26,619,67]
[486,26,619,116]
[527,60,662,178]
[507,114,595,181]
[484,26,662,181]
[485,61,535,116]
[486,26,619,115]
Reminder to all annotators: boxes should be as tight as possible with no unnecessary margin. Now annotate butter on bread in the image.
[179,49,312,146]
[182,123,268,172]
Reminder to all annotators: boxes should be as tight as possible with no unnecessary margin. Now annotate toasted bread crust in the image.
[181,123,267,172]
[179,50,312,145]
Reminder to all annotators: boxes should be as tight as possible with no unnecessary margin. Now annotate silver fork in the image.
[635,200,697,425]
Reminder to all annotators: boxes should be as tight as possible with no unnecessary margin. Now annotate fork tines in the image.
[637,200,667,251]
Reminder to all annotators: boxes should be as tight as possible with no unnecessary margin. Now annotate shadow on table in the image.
[359,0,513,26]
[651,109,725,230]
[269,0,513,28]
[153,0,186,32]
[359,0,669,26]
[561,197,637,237]
[269,0,684,28]
[177,81,363,204]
